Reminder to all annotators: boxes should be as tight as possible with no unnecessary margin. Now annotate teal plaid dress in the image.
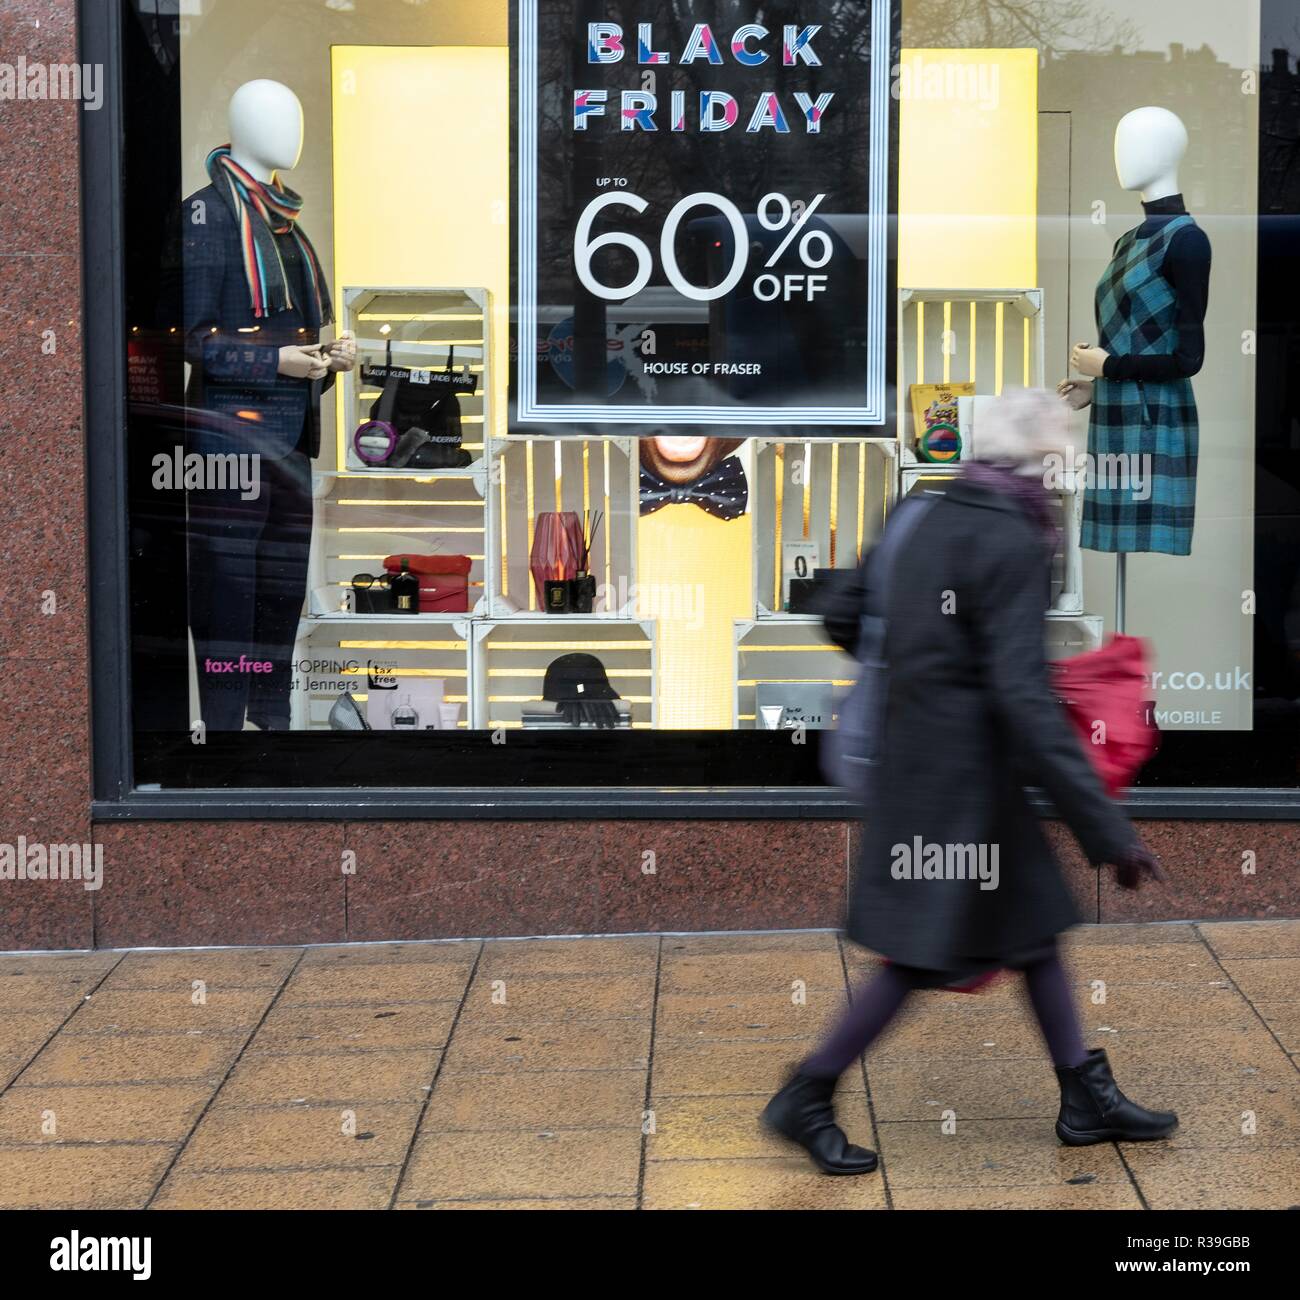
[1081,214,1199,556]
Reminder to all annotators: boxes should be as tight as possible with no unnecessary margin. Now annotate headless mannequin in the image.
[229,80,351,382]
[1059,107,1210,630]
[183,79,354,730]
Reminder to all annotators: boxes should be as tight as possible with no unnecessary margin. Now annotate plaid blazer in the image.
[1081,214,1200,557]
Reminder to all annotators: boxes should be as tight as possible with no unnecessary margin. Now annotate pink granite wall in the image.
[0,816,1288,952]
[0,0,94,950]
[0,0,1294,953]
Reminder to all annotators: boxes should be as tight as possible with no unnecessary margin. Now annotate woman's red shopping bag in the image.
[1050,634,1161,797]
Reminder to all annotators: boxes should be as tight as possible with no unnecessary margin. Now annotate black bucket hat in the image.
[542,653,621,703]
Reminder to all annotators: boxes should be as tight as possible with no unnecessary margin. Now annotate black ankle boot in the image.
[761,1071,879,1175]
[1055,1048,1178,1145]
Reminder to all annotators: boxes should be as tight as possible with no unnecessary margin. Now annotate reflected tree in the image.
[903,0,1140,54]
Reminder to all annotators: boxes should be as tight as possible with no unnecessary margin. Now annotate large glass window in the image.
[109,0,1298,795]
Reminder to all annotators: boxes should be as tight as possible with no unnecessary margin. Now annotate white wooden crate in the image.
[901,466,1084,617]
[340,286,490,472]
[291,615,474,731]
[308,285,493,617]
[471,616,657,730]
[307,469,489,618]
[898,287,1045,465]
[751,439,898,617]
[488,436,638,616]
[733,616,855,729]
[1046,613,1105,658]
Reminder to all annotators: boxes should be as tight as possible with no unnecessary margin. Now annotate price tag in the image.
[782,541,820,610]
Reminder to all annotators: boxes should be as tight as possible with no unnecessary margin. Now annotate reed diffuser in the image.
[569,510,602,614]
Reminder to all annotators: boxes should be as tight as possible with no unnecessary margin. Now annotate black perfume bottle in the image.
[391,557,420,615]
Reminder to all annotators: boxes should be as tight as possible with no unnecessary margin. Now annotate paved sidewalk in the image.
[0,922,1296,1210]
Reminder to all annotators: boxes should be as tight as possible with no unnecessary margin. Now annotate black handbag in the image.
[350,572,397,614]
[822,495,937,798]
[361,343,473,470]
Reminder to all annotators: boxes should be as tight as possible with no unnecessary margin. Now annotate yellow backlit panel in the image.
[899,49,1038,289]
[638,505,752,731]
[332,46,509,439]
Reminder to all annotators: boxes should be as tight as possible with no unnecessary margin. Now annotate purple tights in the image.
[801,947,1088,1080]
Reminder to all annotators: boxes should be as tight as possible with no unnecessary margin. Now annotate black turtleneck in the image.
[1100,194,1212,384]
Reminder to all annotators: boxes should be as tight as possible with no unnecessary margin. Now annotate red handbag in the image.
[383,554,472,614]
[1049,634,1160,797]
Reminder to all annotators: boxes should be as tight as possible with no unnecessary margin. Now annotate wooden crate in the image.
[291,615,473,731]
[472,616,656,730]
[339,286,490,472]
[733,616,854,729]
[900,465,1084,616]
[308,470,488,618]
[308,285,493,618]
[898,287,1045,464]
[750,439,898,616]
[489,436,638,616]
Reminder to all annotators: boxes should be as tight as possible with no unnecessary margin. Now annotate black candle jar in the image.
[568,574,596,614]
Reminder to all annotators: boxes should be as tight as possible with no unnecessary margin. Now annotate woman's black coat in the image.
[821,479,1136,975]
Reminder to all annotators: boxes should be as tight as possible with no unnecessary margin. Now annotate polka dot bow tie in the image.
[639,456,749,521]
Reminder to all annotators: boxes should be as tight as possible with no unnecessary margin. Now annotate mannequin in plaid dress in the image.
[1062,109,1212,559]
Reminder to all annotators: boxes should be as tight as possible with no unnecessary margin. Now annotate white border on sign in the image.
[515,0,891,427]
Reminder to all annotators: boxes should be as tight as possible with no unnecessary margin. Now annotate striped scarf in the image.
[206,146,332,324]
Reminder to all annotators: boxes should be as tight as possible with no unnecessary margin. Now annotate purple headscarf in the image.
[962,459,1059,550]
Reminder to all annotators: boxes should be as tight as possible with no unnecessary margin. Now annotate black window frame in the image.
[81,0,1300,822]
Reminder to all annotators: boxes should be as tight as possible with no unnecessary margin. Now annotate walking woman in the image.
[762,389,1176,1175]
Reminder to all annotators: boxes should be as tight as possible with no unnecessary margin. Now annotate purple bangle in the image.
[354,419,399,465]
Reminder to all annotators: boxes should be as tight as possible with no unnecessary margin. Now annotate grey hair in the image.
[974,387,1081,472]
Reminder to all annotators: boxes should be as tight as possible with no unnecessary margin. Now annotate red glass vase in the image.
[529,511,585,607]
